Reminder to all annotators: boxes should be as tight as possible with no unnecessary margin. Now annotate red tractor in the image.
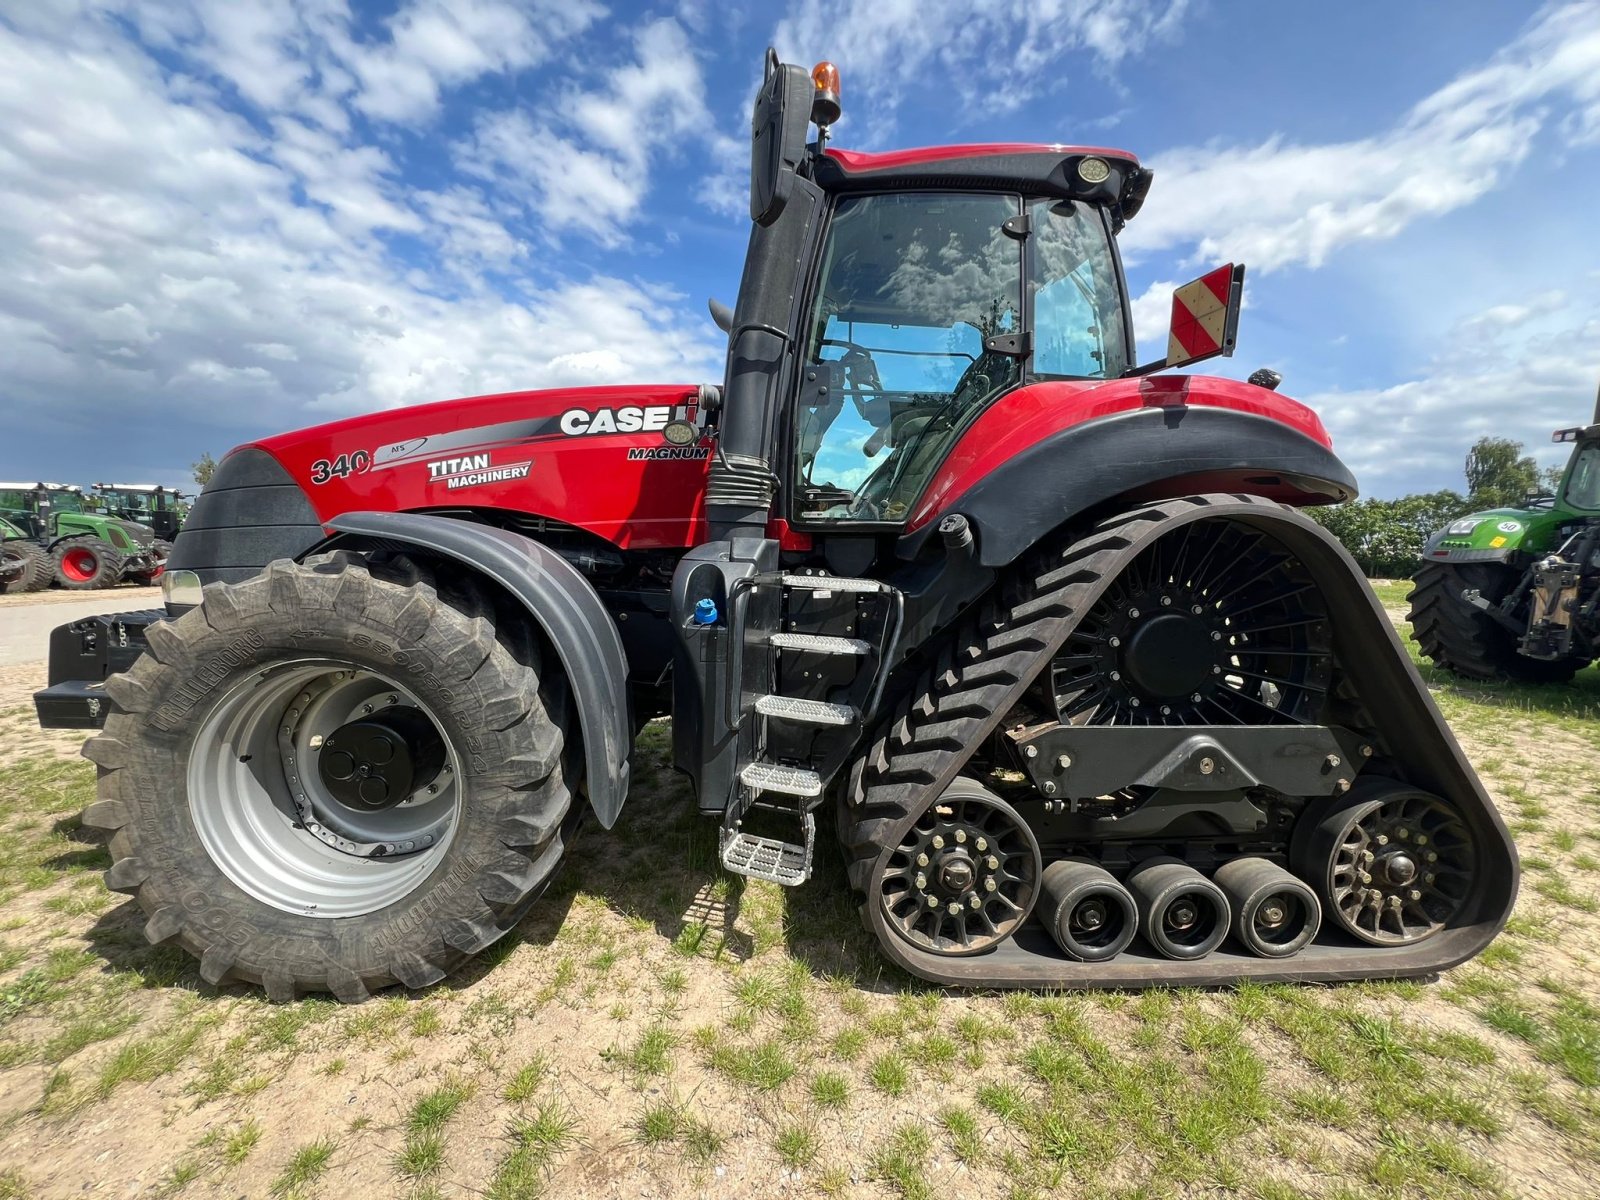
[36,54,1515,1001]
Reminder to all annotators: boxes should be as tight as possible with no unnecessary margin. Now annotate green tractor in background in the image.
[1409,386,1600,681]
[1,514,51,593]
[0,483,166,589]
[92,482,187,574]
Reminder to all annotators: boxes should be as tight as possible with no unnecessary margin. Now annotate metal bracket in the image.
[1010,724,1367,799]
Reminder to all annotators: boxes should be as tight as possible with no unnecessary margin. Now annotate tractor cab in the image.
[1552,423,1600,514]
[93,483,189,541]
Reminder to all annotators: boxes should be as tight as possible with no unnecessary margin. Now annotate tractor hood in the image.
[241,383,717,551]
[1420,505,1564,564]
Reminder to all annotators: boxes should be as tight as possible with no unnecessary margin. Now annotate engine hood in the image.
[239,383,716,551]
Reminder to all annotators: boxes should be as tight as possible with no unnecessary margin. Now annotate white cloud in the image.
[1305,293,1600,495]
[774,0,1190,131]
[457,18,724,241]
[0,10,723,472]
[1122,2,1600,273]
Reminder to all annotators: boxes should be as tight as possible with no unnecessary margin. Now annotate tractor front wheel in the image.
[82,554,576,1002]
[1,541,51,593]
[52,536,125,590]
[1408,561,1582,683]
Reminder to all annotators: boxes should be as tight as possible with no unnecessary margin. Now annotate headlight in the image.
[1446,518,1483,536]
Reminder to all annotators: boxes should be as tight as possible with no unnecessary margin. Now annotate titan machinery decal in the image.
[425,453,533,490]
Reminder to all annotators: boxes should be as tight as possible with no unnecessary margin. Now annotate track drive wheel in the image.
[877,779,1041,956]
[1294,780,1475,946]
[1408,561,1580,682]
[52,536,125,590]
[1,540,50,593]
[82,553,576,1002]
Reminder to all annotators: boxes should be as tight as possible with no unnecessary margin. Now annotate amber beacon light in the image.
[811,60,841,126]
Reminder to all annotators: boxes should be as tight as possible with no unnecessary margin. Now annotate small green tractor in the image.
[1409,388,1600,681]
[1,514,51,593]
[0,483,167,589]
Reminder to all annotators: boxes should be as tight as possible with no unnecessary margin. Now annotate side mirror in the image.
[1125,264,1246,376]
[708,298,733,333]
[749,49,814,227]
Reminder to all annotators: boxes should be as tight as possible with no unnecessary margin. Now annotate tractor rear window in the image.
[1568,444,1600,509]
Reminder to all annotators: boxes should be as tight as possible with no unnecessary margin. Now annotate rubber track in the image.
[841,495,1277,912]
[1407,561,1579,683]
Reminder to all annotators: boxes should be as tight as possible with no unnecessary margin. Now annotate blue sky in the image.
[1,0,1598,497]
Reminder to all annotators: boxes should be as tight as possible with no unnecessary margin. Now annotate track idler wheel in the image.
[877,779,1041,956]
[1294,780,1474,946]
[1127,857,1230,960]
[1214,857,1322,958]
[1039,859,1138,962]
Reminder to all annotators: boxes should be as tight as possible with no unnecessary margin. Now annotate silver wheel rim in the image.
[188,658,462,918]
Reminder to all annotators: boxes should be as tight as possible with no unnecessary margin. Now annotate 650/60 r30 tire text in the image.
[81,553,576,1003]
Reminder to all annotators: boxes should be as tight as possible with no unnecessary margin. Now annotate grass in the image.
[2,596,1599,1196]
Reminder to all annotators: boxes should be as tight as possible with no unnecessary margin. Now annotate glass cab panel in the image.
[1565,442,1600,511]
[794,191,1127,524]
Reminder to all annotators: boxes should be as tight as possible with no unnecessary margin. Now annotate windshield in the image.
[795,191,1125,523]
[1567,442,1600,510]
[49,491,85,515]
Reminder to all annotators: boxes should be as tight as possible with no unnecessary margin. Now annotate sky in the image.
[1,0,1599,498]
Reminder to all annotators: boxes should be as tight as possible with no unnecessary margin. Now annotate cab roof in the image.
[817,143,1152,227]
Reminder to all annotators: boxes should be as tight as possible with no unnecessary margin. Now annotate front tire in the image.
[52,536,125,590]
[82,554,575,1002]
[1407,561,1580,682]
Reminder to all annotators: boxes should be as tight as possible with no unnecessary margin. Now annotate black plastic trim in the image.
[899,406,1359,566]
[166,448,323,590]
[320,512,634,829]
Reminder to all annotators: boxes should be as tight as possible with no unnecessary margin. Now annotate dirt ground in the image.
[0,585,162,609]
[0,598,1596,1200]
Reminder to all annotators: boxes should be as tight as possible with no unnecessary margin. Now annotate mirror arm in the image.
[1121,357,1170,378]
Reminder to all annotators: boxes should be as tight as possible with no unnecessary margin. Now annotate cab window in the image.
[1567,443,1600,510]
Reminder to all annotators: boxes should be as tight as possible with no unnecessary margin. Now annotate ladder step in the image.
[770,632,871,656]
[739,762,823,797]
[720,813,815,886]
[754,695,858,726]
[780,573,885,593]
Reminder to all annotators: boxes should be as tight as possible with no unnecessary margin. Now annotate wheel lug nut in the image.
[1374,834,1389,845]
[1211,631,1222,641]
[1160,596,1172,607]
[954,830,967,844]
[1407,889,1422,902]
[1128,608,1140,619]
[1414,835,1428,846]
[1358,871,1372,884]
[1362,851,1375,864]
[1387,895,1402,909]
[1426,852,1438,862]
[975,837,987,852]
[1212,665,1222,675]
[1108,636,1121,648]
[1191,605,1203,615]
[970,895,983,910]
[1109,671,1121,682]
[1396,828,1409,840]
[917,853,929,867]
[948,901,963,915]
[984,877,996,892]
[932,835,945,849]
[915,873,927,889]
[986,856,999,870]
[1424,873,1436,884]
[1024,745,1038,759]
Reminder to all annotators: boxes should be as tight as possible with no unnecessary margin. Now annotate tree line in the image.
[1310,437,1560,578]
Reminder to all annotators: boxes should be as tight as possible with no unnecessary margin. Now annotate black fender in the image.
[900,406,1359,567]
[319,512,632,829]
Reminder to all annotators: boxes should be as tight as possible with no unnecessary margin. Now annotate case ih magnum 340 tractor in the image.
[34,56,1515,1002]
[1409,386,1600,681]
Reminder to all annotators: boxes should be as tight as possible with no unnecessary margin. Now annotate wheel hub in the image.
[1071,898,1107,931]
[318,710,444,813]
[1166,899,1200,932]
[1123,612,1215,698]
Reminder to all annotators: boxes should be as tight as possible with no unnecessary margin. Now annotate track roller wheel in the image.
[1294,780,1474,946]
[1039,858,1137,962]
[1214,856,1321,958]
[1127,857,1230,960]
[877,779,1040,956]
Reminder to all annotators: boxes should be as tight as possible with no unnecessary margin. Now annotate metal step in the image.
[780,573,885,593]
[770,632,871,656]
[720,811,815,885]
[739,762,823,797]
[754,695,858,726]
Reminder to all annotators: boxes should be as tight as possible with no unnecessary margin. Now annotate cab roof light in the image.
[1554,428,1580,443]
[811,61,841,128]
